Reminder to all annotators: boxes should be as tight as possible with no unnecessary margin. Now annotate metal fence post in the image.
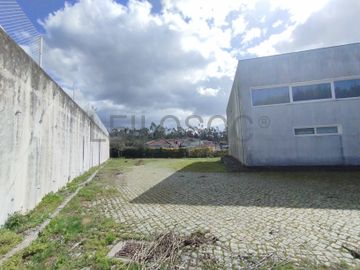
[39,36,43,68]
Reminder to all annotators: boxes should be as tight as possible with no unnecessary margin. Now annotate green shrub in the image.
[4,212,27,231]
[4,193,65,233]
[0,229,23,255]
[110,147,228,159]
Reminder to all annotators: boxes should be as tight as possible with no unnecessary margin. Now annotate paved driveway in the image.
[93,160,360,267]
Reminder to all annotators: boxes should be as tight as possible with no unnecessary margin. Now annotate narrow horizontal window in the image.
[334,79,360,99]
[295,126,340,136]
[316,126,338,134]
[294,128,315,136]
[292,83,332,102]
[252,86,290,106]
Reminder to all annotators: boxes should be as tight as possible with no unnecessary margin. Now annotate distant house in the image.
[145,138,218,150]
[145,139,179,149]
[227,43,360,166]
[201,140,217,151]
[179,138,201,148]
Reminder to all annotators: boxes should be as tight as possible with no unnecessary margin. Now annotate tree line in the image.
[110,122,228,151]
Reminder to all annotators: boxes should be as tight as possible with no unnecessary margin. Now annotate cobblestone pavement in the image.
[93,160,360,268]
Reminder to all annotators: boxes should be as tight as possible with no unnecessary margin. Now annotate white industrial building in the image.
[227,43,360,166]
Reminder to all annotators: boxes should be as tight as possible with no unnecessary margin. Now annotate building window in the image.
[334,79,360,99]
[252,86,290,106]
[295,126,340,136]
[292,83,332,102]
[316,126,339,134]
[294,128,315,136]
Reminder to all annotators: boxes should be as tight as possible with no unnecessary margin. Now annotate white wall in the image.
[0,29,109,225]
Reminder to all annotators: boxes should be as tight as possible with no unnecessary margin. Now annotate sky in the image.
[12,0,360,129]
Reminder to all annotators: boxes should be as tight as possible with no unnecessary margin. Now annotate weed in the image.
[3,193,64,234]
[1,160,135,269]
[46,216,84,242]
[3,213,27,231]
[201,258,225,270]
[2,165,101,237]
[19,192,64,232]
[105,232,117,245]
[0,229,22,256]
[65,166,99,193]
[272,261,360,270]
[102,158,138,172]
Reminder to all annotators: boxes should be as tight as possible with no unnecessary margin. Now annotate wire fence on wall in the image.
[0,0,42,66]
[0,0,110,134]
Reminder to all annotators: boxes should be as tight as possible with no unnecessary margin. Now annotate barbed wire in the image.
[0,0,41,64]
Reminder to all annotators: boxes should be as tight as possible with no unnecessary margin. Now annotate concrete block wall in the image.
[0,29,109,225]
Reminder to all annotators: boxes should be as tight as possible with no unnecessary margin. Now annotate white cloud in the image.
[232,15,247,37]
[272,20,282,28]
[247,25,295,56]
[242,27,262,44]
[246,0,359,57]
[276,0,360,52]
[197,87,220,97]
[267,0,330,24]
[162,0,245,27]
[42,0,238,126]
[38,0,357,127]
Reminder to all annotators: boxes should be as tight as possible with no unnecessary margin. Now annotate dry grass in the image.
[115,231,218,269]
[116,231,295,270]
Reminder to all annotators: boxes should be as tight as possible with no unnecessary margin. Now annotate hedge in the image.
[110,147,227,159]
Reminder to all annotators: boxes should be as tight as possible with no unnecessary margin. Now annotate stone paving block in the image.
[92,163,360,267]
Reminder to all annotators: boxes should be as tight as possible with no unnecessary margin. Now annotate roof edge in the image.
[238,42,360,62]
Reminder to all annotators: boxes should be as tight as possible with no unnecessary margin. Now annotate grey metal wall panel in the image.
[227,43,360,166]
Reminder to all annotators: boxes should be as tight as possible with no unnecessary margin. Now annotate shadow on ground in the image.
[131,161,360,210]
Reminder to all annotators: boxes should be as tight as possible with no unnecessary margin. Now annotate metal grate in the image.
[0,0,42,66]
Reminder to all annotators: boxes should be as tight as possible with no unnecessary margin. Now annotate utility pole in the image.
[38,36,43,68]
